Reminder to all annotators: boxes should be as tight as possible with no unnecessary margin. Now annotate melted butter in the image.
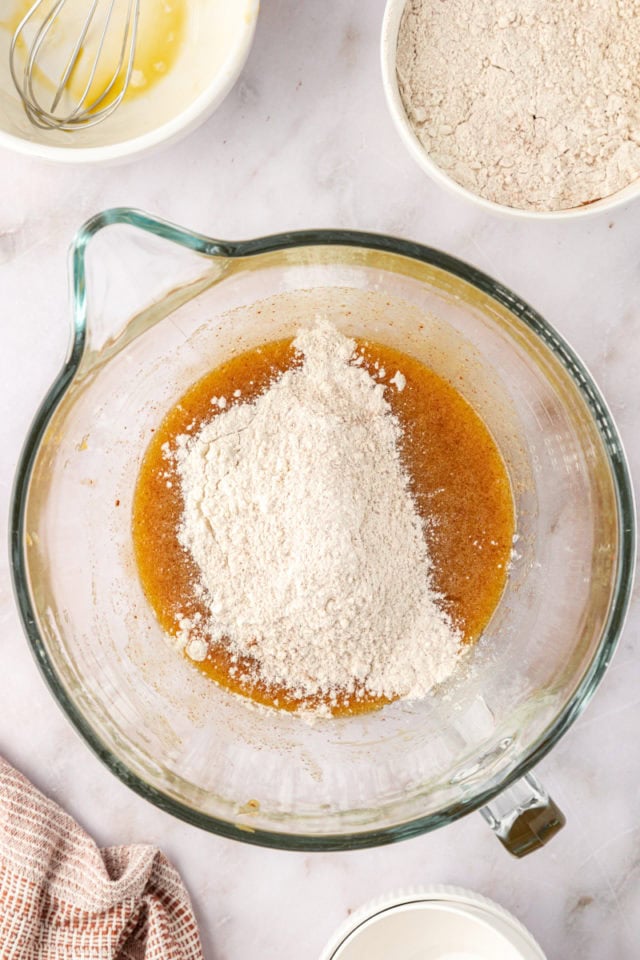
[3,0,186,109]
[132,338,515,717]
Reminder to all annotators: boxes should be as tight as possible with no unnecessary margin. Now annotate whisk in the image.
[10,0,140,131]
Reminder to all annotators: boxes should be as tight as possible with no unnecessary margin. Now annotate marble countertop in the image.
[1,2,639,957]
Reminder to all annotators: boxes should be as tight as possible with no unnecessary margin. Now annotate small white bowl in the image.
[381,0,640,220]
[0,0,259,164]
[320,887,547,960]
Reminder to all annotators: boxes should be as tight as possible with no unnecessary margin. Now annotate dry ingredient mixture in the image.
[396,0,640,211]
[132,323,514,717]
[176,323,460,707]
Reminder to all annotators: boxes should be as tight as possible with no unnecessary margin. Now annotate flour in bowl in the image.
[173,322,461,707]
[397,0,640,211]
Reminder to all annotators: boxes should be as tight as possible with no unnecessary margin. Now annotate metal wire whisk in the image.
[10,0,140,132]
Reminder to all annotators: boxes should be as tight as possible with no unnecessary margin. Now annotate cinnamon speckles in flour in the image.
[174,323,461,711]
[396,0,640,211]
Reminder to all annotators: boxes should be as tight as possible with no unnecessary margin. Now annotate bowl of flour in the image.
[381,0,640,217]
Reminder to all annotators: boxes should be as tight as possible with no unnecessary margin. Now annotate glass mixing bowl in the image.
[11,209,635,855]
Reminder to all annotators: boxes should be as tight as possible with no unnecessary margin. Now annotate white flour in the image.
[397,0,640,211]
[174,323,460,708]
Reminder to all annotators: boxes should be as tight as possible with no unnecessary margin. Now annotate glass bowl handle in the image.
[70,208,233,362]
[480,772,566,857]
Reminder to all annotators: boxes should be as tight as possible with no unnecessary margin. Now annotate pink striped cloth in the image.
[0,756,204,959]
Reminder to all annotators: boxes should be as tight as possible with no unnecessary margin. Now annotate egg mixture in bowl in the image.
[0,0,258,161]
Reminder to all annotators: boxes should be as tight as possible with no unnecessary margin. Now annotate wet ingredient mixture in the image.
[3,0,186,109]
[133,324,514,716]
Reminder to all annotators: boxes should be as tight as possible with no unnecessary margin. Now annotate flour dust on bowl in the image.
[11,209,634,853]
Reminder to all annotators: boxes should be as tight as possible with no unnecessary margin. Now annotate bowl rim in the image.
[380,0,640,221]
[318,885,547,960]
[9,207,636,850]
[0,0,259,164]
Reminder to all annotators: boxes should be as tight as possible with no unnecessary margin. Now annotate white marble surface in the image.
[0,2,639,957]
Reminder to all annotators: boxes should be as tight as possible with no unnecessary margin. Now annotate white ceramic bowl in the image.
[381,0,640,220]
[0,0,259,164]
[319,887,547,960]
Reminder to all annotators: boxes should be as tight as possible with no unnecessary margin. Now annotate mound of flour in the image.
[174,322,460,706]
[397,0,640,211]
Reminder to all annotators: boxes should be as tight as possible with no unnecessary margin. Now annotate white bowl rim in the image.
[0,0,259,165]
[380,0,638,221]
[319,885,547,960]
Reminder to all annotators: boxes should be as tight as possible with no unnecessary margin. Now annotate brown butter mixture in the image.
[132,338,514,715]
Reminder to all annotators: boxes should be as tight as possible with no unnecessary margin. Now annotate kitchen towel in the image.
[0,755,203,959]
